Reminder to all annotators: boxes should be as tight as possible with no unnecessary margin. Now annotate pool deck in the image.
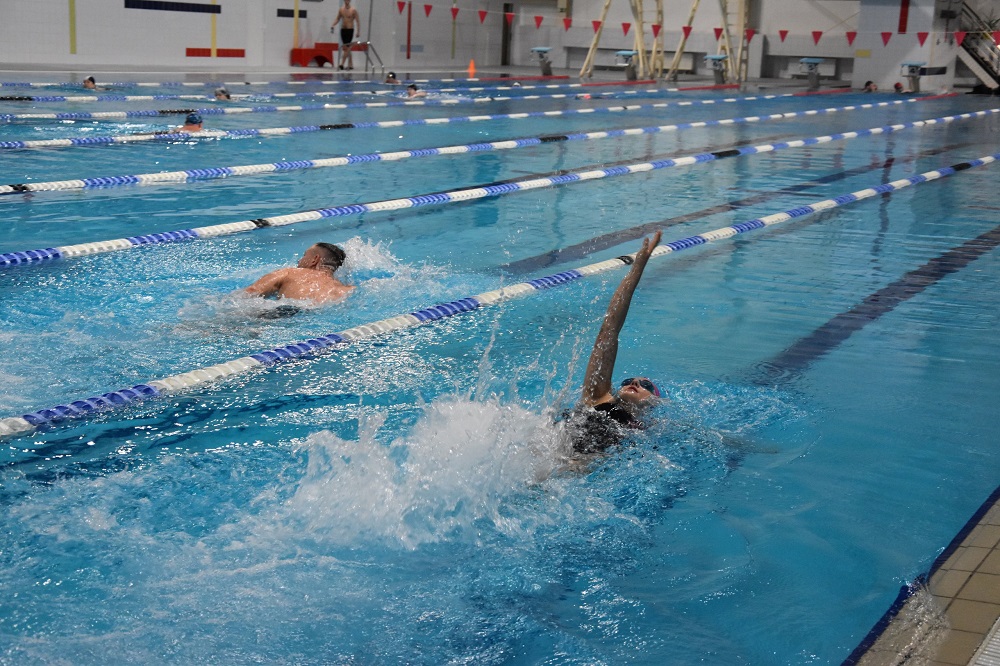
[851,488,1000,666]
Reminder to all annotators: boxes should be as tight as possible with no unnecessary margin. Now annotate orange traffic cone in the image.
[468,59,476,78]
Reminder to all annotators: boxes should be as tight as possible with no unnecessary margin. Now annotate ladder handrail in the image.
[960,3,1000,81]
[363,41,385,78]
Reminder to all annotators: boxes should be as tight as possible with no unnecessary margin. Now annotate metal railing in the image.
[363,41,385,79]
[961,2,1000,84]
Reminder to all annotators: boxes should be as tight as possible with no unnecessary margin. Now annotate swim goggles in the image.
[620,377,660,397]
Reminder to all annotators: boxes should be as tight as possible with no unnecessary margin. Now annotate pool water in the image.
[1,81,999,664]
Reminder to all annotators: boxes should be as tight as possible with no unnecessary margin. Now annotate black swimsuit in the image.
[565,400,644,454]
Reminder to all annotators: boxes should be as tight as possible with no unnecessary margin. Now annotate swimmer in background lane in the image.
[81,76,109,91]
[564,231,664,455]
[384,71,401,85]
[214,87,232,101]
[178,112,203,132]
[149,111,204,136]
[245,243,355,309]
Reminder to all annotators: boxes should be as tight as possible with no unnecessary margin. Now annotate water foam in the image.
[283,395,565,548]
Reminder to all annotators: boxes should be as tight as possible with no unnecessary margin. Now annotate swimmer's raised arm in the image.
[579,230,661,407]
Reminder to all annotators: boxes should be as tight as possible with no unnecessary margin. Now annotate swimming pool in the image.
[1,77,999,664]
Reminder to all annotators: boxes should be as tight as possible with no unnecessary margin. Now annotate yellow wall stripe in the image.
[211,0,217,56]
[68,0,77,54]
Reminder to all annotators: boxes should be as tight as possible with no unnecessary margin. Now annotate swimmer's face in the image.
[617,377,659,406]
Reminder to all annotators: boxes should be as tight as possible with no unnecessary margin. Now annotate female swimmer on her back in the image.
[565,230,663,455]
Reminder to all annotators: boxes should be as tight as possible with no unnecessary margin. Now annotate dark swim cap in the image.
[186,112,203,125]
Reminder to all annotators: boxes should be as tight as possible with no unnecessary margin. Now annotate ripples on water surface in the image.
[1,86,999,664]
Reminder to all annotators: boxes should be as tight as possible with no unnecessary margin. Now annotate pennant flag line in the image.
[383,10,975,55]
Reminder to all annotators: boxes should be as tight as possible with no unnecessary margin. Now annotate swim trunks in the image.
[340,28,354,45]
[258,304,302,319]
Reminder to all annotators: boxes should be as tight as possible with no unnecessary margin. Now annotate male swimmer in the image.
[244,243,354,313]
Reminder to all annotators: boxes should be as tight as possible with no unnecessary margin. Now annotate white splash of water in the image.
[281,395,567,549]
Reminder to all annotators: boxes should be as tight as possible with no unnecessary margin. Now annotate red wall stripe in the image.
[898,0,910,34]
[186,47,245,57]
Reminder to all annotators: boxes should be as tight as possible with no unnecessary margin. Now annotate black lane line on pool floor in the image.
[502,141,975,275]
[752,220,1000,384]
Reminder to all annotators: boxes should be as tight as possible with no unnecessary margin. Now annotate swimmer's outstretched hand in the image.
[633,230,662,266]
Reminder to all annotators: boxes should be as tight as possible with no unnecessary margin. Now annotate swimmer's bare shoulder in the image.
[245,267,294,298]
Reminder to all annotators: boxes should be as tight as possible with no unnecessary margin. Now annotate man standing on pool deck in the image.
[245,243,354,304]
[331,0,360,70]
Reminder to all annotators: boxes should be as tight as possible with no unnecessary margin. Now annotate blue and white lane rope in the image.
[0,89,664,122]
[0,75,573,89]
[8,103,986,197]
[0,91,915,152]
[1,109,991,268]
[0,81,662,104]
[2,151,997,439]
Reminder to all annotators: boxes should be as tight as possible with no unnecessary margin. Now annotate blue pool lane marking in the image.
[0,90,885,151]
[1,109,995,267]
[754,218,1000,383]
[3,101,977,195]
[1,151,998,439]
[503,141,973,274]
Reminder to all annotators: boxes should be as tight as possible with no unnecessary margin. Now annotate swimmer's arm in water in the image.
[244,268,292,298]
[579,230,662,407]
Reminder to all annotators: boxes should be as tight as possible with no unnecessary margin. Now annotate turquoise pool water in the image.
[1,80,999,664]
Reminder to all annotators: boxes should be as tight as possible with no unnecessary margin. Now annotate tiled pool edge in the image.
[845,485,1000,666]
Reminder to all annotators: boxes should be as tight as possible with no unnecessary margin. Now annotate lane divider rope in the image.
[5,100,973,197]
[0,75,575,89]
[0,88,895,152]
[2,150,996,439]
[0,88,670,122]
[0,79,658,104]
[1,107,990,268]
